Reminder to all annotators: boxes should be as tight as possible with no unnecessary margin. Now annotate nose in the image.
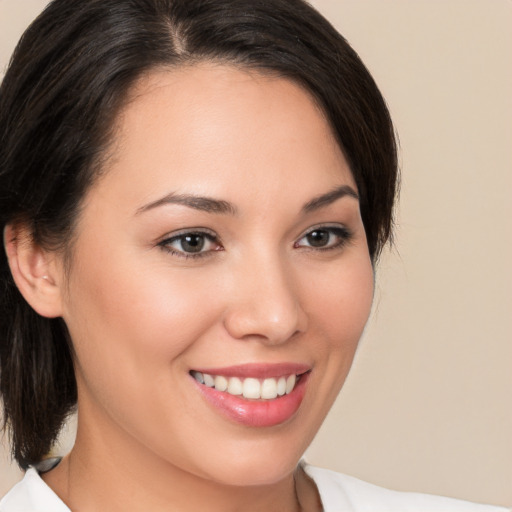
[222,254,308,344]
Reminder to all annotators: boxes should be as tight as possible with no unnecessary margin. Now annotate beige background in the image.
[1,0,511,507]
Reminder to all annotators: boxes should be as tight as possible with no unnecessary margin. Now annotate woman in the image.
[0,1,507,510]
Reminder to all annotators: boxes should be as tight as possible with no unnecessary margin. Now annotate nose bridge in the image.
[223,248,306,343]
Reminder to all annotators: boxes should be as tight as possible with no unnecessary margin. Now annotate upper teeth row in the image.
[192,371,297,400]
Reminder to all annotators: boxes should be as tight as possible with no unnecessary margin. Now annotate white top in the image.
[0,464,509,512]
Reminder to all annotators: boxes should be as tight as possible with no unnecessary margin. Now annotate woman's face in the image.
[58,64,374,486]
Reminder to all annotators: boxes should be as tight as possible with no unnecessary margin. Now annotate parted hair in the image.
[0,0,398,469]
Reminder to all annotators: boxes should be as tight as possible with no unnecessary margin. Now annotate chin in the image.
[191,429,312,488]
[208,456,299,488]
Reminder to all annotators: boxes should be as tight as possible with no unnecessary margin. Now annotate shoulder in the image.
[303,465,510,512]
[0,468,69,512]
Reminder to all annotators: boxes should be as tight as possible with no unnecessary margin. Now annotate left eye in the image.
[295,226,351,250]
[159,232,221,256]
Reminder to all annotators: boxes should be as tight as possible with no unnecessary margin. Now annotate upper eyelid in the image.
[296,223,349,238]
[158,227,219,243]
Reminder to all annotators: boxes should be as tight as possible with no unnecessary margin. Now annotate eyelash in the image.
[294,225,353,252]
[157,225,353,260]
[158,229,221,259]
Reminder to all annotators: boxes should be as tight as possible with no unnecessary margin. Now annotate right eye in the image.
[158,230,223,258]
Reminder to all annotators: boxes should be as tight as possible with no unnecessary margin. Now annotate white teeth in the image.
[285,374,296,394]
[277,376,287,396]
[242,378,261,399]
[214,375,228,392]
[192,371,301,399]
[227,377,243,395]
[261,378,278,399]
[203,373,215,387]
[192,371,204,384]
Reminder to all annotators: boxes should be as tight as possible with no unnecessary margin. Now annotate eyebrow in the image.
[136,193,237,216]
[302,185,359,213]
[136,184,358,217]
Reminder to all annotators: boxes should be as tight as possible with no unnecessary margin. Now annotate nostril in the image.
[222,269,308,343]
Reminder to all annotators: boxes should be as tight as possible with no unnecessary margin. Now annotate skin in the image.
[9,63,374,511]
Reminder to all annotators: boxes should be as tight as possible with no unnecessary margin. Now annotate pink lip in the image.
[191,366,310,428]
[191,362,311,379]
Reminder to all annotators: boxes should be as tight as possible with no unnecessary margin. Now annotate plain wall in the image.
[1,0,511,507]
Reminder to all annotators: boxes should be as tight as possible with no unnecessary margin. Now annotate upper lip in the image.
[190,363,311,379]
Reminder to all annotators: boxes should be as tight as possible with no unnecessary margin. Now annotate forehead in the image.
[92,63,354,211]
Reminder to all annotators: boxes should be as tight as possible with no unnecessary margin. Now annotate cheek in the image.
[303,251,374,384]
[308,254,373,340]
[61,244,222,386]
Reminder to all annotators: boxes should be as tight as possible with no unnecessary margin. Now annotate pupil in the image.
[307,230,329,247]
[182,234,204,253]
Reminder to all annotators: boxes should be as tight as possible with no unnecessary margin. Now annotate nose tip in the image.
[223,266,307,344]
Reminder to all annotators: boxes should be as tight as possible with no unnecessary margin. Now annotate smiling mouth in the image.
[190,371,305,400]
[190,365,311,426]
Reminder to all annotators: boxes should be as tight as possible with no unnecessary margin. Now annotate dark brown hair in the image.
[0,0,398,469]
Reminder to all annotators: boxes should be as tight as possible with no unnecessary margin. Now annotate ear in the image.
[3,223,64,318]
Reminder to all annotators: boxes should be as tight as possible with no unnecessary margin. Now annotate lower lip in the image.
[193,373,309,427]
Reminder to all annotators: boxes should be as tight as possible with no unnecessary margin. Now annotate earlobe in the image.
[3,223,64,318]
